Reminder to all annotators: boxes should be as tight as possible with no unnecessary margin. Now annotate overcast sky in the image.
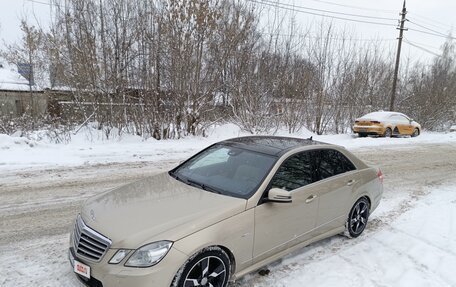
[0,0,455,62]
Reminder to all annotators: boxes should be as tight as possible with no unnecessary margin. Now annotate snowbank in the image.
[1,124,456,171]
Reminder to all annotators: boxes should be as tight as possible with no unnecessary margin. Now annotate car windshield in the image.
[170,144,277,199]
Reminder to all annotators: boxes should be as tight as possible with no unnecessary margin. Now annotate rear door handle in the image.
[347,179,357,186]
[305,195,317,203]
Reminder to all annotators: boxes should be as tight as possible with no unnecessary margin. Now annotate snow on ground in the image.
[1,124,456,287]
[1,123,455,172]
[1,181,455,287]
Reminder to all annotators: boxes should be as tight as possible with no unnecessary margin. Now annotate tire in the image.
[383,127,392,138]
[393,127,400,136]
[358,133,368,138]
[411,128,420,137]
[171,247,231,287]
[345,197,370,238]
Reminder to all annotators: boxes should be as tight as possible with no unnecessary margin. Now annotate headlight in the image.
[125,241,173,267]
[109,249,131,264]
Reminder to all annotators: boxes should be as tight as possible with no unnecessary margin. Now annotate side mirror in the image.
[267,188,292,203]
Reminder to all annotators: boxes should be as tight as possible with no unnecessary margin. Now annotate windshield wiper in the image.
[168,170,186,184]
[186,179,222,194]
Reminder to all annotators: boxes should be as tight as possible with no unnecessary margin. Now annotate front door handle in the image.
[347,179,357,186]
[305,195,317,203]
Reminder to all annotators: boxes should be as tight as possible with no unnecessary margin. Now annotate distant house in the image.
[0,65,45,117]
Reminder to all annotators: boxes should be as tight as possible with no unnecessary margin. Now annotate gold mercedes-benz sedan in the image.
[69,136,383,287]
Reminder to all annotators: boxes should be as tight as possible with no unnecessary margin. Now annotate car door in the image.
[252,151,319,263]
[391,115,411,134]
[313,149,358,237]
[399,115,414,134]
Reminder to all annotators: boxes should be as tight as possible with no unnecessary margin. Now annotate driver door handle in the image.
[306,194,317,203]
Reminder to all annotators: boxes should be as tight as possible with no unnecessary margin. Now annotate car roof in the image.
[219,136,328,156]
[360,111,407,120]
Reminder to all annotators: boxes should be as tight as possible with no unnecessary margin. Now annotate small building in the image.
[0,65,46,117]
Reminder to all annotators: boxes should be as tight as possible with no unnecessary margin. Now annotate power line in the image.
[301,0,396,13]
[412,12,454,31]
[403,39,441,57]
[408,28,456,40]
[410,14,452,32]
[26,0,52,6]
[265,33,395,42]
[407,19,450,38]
[254,0,397,21]
[247,0,396,27]
[404,38,441,51]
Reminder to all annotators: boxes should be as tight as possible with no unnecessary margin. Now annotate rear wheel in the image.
[383,127,392,138]
[412,128,420,137]
[172,247,230,287]
[345,197,370,238]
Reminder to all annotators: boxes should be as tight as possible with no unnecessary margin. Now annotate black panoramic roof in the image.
[220,136,327,156]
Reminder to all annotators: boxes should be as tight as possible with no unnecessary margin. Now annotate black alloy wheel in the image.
[173,248,230,287]
[347,198,370,238]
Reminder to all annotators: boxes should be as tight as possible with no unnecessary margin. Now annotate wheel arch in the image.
[171,245,235,287]
[361,195,372,210]
[185,245,237,275]
[383,126,393,136]
[218,245,237,275]
[351,194,372,211]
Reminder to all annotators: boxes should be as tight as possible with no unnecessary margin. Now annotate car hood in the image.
[80,172,247,249]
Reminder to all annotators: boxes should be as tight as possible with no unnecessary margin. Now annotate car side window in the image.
[269,151,315,192]
[317,149,356,180]
[390,115,408,123]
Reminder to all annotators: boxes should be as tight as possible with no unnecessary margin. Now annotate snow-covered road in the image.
[0,141,455,287]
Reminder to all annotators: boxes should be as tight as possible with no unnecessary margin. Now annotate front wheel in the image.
[172,247,231,287]
[412,128,420,137]
[345,197,370,238]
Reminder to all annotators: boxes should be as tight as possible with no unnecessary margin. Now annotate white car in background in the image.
[353,111,421,138]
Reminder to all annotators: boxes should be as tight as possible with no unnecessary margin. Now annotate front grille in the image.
[73,215,111,262]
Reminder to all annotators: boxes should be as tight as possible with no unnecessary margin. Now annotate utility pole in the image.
[390,0,407,111]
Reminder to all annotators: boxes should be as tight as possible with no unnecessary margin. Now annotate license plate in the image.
[74,260,91,279]
[359,128,368,132]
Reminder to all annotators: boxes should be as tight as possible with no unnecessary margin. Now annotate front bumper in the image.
[69,247,103,287]
[69,240,188,287]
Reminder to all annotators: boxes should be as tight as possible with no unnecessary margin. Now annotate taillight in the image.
[355,120,360,123]
[377,169,384,184]
[371,121,381,124]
